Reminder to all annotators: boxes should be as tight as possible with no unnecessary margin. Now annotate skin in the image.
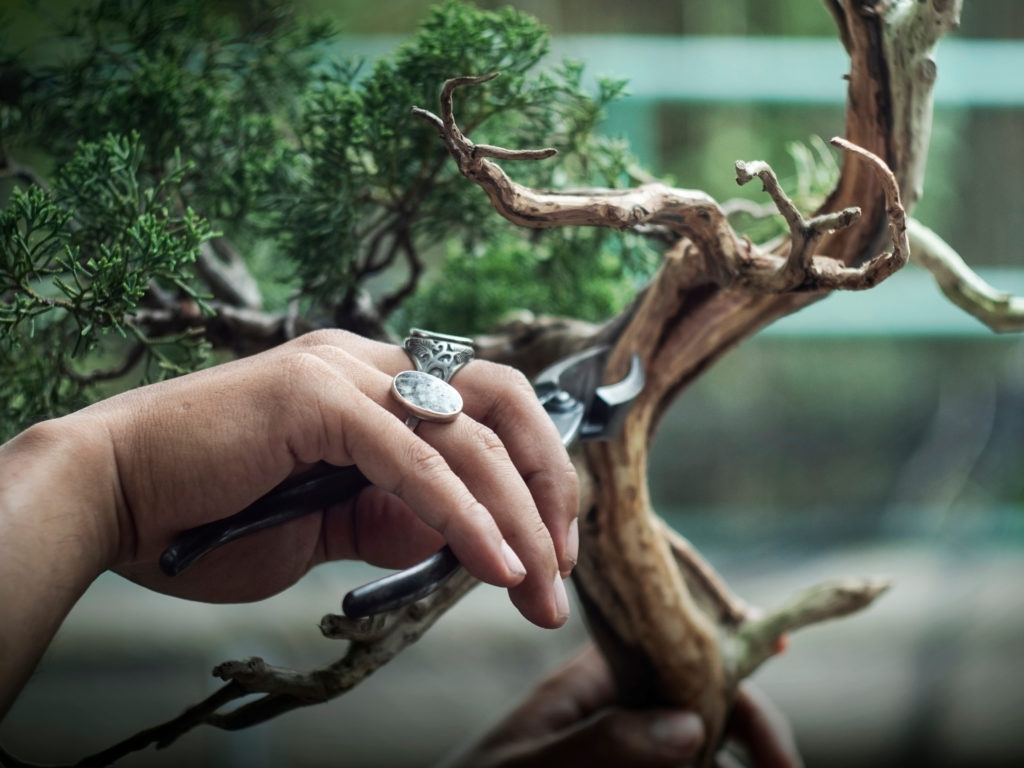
[441,645,803,768]
[0,330,578,716]
[0,329,802,766]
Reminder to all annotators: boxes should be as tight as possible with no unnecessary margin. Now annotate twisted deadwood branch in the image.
[414,78,904,765]
[1,2,967,766]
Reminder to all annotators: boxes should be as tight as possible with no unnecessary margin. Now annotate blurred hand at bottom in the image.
[438,644,803,768]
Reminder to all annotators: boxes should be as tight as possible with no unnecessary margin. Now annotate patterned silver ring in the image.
[393,328,475,429]
[403,328,475,382]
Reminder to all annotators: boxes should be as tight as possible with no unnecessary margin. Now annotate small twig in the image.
[379,230,424,319]
[472,143,557,162]
[831,136,910,271]
[6,681,252,768]
[129,301,298,351]
[734,577,891,681]
[414,73,557,173]
[908,218,1024,333]
[721,197,780,220]
[60,343,146,385]
[47,570,480,767]
[736,158,863,288]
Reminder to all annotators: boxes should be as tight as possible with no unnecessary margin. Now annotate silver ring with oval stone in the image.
[393,328,475,429]
[392,370,463,424]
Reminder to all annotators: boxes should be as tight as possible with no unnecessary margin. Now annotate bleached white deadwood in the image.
[908,218,1024,332]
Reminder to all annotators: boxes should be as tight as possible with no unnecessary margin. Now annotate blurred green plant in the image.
[0,0,656,439]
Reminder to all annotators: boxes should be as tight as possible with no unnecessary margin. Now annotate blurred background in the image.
[3,1,1024,766]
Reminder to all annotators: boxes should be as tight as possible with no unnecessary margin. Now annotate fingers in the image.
[286,330,576,629]
[443,644,707,768]
[309,372,529,591]
[321,486,445,569]
[726,684,804,768]
[502,708,704,768]
[418,415,569,626]
[487,645,617,743]
[338,331,579,572]
[515,645,706,767]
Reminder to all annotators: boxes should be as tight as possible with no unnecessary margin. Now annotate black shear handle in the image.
[341,545,460,618]
[159,463,371,576]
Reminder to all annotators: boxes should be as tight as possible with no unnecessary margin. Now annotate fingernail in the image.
[553,574,571,621]
[649,712,704,757]
[501,540,527,577]
[565,517,580,566]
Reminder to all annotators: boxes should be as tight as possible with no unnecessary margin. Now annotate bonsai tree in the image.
[3,0,1012,765]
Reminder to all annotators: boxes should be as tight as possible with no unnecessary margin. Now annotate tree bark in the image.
[424,2,961,763]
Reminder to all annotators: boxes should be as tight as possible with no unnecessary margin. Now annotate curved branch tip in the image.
[441,72,500,101]
[410,106,444,130]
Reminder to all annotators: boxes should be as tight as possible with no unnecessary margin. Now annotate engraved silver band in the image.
[403,328,475,381]
[392,328,475,429]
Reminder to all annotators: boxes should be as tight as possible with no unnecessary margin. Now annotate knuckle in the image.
[451,500,492,537]
[397,443,452,495]
[473,422,508,458]
[290,328,354,351]
[472,361,538,418]
[442,421,509,479]
[273,351,361,460]
[494,363,535,397]
[526,454,579,504]
[277,351,332,395]
[528,516,551,542]
[558,457,579,486]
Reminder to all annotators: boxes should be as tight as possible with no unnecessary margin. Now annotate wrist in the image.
[0,413,122,581]
[0,414,122,716]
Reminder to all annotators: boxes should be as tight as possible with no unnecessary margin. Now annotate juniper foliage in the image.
[0,0,655,439]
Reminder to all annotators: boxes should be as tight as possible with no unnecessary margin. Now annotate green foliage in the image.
[0,133,212,434]
[397,226,654,335]
[1,0,655,438]
[275,1,647,314]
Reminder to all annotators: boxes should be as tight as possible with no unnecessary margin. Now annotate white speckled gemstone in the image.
[391,370,463,422]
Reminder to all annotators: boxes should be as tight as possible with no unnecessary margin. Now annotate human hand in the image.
[439,645,803,768]
[69,329,578,628]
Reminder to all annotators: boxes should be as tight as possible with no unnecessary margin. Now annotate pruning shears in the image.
[159,345,643,618]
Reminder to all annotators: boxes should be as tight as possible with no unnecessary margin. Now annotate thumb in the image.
[525,708,705,768]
